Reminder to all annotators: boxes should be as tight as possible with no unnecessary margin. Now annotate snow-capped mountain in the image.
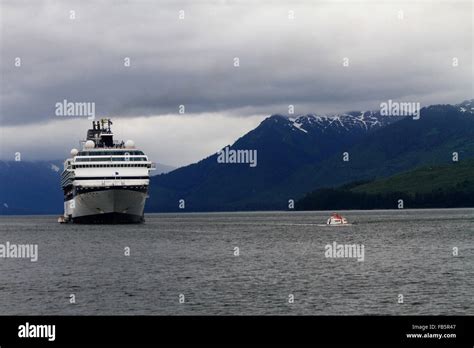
[456,99,474,114]
[288,111,395,134]
[288,98,473,135]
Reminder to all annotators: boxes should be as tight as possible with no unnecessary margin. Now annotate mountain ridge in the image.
[1,100,472,214]
[147,100,474,212]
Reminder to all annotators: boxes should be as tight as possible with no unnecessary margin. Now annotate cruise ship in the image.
[60,119,155,223]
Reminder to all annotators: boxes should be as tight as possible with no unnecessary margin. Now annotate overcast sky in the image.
[0,0,472,166]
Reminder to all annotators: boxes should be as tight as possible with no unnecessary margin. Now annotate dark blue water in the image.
[0,209,472,315]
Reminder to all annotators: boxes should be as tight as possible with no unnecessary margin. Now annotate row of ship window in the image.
[77,151,145,156]
[75,157,147,162]
[73,164,150,168]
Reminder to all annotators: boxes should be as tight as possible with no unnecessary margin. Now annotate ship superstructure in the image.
[60,119,155,223]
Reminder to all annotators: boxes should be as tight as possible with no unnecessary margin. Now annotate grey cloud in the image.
[0,0,472,127]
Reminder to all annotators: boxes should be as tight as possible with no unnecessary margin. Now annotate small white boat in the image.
[326,213,349,225]
[58,216,68,224]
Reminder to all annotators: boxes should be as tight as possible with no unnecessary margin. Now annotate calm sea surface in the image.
[0,209,472,315]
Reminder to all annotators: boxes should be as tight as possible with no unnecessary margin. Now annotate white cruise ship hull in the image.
[65,188,147,224]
